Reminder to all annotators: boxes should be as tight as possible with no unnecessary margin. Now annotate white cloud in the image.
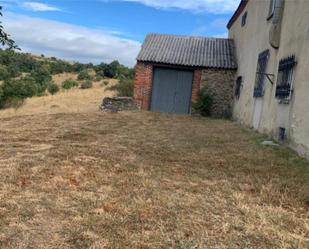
[210,18,229,28]
[191,26,208,36]
[116,0,238,14]
[21,1,62,12]
[3,13,141,66]
[214,32,228,38]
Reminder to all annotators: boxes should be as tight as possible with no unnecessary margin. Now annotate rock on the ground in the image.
[261,140,279,146]
[100,97,140,112]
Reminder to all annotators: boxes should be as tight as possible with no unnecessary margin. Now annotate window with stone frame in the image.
[275,55,297,100]
[253,50,270,98]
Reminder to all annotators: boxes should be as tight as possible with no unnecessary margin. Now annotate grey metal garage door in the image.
[151,67,193,114]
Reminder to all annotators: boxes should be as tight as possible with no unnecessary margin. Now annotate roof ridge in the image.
[147,33,232,41]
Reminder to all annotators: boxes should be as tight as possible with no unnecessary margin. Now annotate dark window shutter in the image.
[235,76,242,99]
[241,12,248,27]
[254,50,270,97]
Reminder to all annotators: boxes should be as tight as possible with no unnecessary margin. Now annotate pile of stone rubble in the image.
[100,97,140,112]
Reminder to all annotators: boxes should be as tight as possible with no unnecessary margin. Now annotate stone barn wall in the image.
[200,69,236,118]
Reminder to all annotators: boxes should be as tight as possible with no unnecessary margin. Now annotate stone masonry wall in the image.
[200,68,236,118]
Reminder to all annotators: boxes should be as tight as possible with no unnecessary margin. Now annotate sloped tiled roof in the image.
[137,33,237,69]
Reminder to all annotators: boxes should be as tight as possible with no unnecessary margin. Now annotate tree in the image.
[30,63,52,92]
[0,86,4,107]
[105,60,120,78]
[0,6,19,50]
[0,64,9,80]
[1,76,39,99]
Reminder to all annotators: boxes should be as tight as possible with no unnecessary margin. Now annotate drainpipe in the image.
[269,0,285,49]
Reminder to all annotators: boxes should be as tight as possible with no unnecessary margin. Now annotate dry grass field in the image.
[0,75,117,118]
[0,108,308,248]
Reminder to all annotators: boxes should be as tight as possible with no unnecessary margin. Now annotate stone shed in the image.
[134,33,238,117]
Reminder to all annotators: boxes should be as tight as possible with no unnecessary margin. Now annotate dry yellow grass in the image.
[0,78,117,118]
[0,111,308,248]
[52,72,79,85]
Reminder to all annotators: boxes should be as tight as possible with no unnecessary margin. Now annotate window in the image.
[242,12,247,27]
[279,127,286,142]
[235,76,242,99]
[268,0,276,20]
[275,55,296,100]
[254,50,270,98]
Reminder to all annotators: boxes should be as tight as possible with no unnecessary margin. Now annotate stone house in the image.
[134,33,237,117]
[228,0,309,158]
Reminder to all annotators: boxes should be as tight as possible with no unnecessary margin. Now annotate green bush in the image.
[0,65,10,80]
[2,76,39,99]
[62,79,78,90]
[77,70,92,80]
[0,76,41,109]
[47,82,60,95]
[94,75,103,82]
[30,64,52,91]
[107,78,134,97]
[192,88,213,116]
[96,70,105,78]
[3,97,24,109]
[94,60,135,79]
[49,60,74,74]
[0,87,4,107]
[80,81,93,89]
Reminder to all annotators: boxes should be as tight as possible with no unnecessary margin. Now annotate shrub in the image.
[30,64,52,91]
[49,60,74,74]
[80,81,93,89]
[0,76,41,109]
[95,75,103,82]
[103,80,109,86]
[47,82,60,95]
[62,79,78,90]
[95,60,134,80]
[96,70,105,78]
[3,97,24,109]
[0,65,10,80]
[0,87,4,107]
[2,76,39,99]
[107,78,134,97]
[192,88,213,116]
[77,70,92,81]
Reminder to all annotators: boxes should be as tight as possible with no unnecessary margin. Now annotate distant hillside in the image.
[0,49,135,80]
[0,77,118,118]
[0,49,135,109]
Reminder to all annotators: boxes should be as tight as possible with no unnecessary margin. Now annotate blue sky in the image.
[0,0,239,66]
